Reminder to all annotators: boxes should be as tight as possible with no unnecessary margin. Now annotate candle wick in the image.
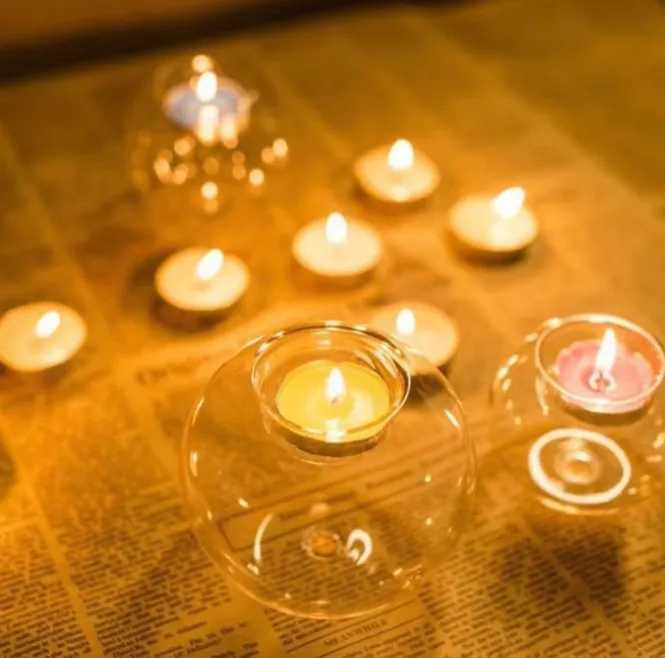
[588,367,617,394]
[194,270,214,290]
[32,330,57,353]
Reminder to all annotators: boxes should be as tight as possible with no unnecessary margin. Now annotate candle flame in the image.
[248,168,265,188]
[325,212,348,246]
[196,249,224,281]
[595,329,617,374]
[192,54,214,74]
[491,186,525,220]
[196,71,218,102]
[272,138,288,158]
[396,308,416,337]
[326,367,346,405]
[35,311,61,339]
[201,181,218,200]
[387,139,414,172]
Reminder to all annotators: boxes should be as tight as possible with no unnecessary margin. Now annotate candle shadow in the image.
[488,514,626,620]
[123,247,171,324]
[153,297,242,333]
[289,256,385,302]
[446,228,532,266]
[0,354,90,399]
[476,445,629,619]
[0,432,17,503]
[353,182,434,215]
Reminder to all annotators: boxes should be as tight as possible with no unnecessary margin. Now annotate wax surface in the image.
[276,360,390,438]
[354,145,440,204]
[555,339,654,410]
[292,218,382,277]
[449,196,538,252]
[162,77,249,129]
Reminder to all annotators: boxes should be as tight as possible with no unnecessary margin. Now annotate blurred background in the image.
[0,0,369,79]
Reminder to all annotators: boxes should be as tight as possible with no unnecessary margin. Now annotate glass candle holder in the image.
[490,313,665,515]
[181,322,476,619]
[126,53,289,214]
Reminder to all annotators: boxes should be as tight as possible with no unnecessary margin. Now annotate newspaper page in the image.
[1,0,665,655]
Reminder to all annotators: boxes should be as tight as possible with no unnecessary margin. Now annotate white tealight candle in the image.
[292,212,383,279]
[449,186,538,254]
[0,302,87,372]
[155,247,250,312]
[369,302,459,371]
[353,139,440,205]
[163,67,251,133]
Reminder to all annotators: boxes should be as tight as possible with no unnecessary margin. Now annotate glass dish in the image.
[490,313,665,515]
[181,322,476,619]
[127,53,288,215]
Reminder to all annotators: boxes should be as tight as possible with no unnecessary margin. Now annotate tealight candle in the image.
[555,328,655,414]
[369,302,459,371]
[292,212,383,280]
[449,187,538,254]
[276,361,391,443]
[155,247,250,313]
[0,302,87,372]
[163,69,251,133]
[354,139,440,205]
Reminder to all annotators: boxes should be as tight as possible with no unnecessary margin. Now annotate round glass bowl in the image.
[181,322,476,619]
[490,313,665,515]
[127,53,289,215]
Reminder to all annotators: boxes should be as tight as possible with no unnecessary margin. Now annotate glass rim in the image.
[534,312,665,411]
[251,321,412,442]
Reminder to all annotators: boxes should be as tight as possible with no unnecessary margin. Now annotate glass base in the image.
[528,428,632,509]
[302,527,343,560]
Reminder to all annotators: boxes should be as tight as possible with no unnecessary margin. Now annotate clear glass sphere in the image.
[126,53,288,215]
[490,313,665,516]
[181,322,476,619]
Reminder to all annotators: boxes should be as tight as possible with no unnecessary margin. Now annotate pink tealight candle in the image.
[555,328,655,414]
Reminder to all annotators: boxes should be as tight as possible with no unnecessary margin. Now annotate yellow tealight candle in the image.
[276,360,391,442]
